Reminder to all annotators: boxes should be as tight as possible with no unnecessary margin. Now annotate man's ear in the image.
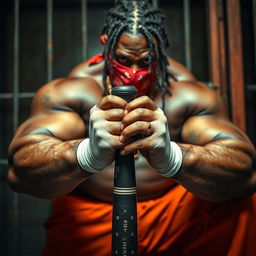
[100,34,108,45]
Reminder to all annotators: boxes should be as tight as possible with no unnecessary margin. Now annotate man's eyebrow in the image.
[115,52,127,56]
[141,55,150,59]
[114,52,131,59]
[141,54,155,61]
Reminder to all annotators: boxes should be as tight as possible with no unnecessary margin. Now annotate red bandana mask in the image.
[109,59,157,97]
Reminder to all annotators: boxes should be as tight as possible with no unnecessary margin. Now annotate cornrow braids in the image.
[101,0,172,108]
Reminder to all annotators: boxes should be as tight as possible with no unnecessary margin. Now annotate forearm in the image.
[174,139,256,202]
[8,135,90,199]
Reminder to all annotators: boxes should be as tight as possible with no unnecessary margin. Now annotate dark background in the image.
[0,0,255,255]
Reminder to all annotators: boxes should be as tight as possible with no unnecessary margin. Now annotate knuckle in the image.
[141,95,150,101]
[136,121,143,129]
[121,128,128,137]
[94,120,104,130]
[113,109,124,116]
[156,107,164,115]
[90,111,102,121]
[136,142,145,150]
[155,112,167,123]
[90,105,100,115]
[89,114,97,122]
[136,108,144,115]
[95,129,103,139]
[162,115,168,123]
[97,95,113,108]
[90,116,102,128]
[122,115,130,125]
[105,95,115,102]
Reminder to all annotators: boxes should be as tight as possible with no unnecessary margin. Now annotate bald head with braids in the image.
[101,0,171,101]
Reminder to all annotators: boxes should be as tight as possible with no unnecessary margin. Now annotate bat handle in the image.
[111,86,138,256]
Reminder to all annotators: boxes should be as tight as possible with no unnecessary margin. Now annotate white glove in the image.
[145,108,183,177]
[76,105,117,173]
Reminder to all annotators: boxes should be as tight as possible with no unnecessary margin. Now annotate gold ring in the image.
[147,122,152,136]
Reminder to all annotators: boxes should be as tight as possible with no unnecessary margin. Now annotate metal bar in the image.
[207,0,228,103]
[183,0,192,70]
[152,0,158,7]
[207,0,221,92]
[81,0,87,60]
[13,0,19,129]
[0,159,8,165]
[253,0,256,72]
[218,0,228,101]
[246,84,256,91]
[11,0,20,254]
[226,0,246,131]
[47,0,53,82]
[0,92,35,99]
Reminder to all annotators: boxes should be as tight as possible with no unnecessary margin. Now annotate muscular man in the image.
[7,1,256,255]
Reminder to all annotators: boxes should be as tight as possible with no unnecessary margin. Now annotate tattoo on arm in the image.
[41,89,53,108]
[187,130,202,144]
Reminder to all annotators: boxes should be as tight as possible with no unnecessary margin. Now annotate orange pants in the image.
[43,185,256,256]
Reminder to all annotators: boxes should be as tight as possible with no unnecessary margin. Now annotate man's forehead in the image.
[115,33,150,53]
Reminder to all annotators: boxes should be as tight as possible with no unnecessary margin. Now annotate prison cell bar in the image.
[217,0,228,101]
[253,0,256,76]
[183,0,192,71]
[208,0,221,93]
[207,0,228,100]
[226,0,246,132]
[152,0,158,7]
[47,0,53,82]
[81,0,88,60]
[11,1,20,255]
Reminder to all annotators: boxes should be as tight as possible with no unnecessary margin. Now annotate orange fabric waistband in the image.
[43,186,256,256]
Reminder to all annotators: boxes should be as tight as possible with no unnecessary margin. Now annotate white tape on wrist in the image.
[76,138,101,174]
[158,142,183,177]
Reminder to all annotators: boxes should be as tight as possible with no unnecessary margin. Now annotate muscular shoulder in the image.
[164,81,227,140]
[166,81,227,120]
[68,59,104,83]
[167,57,197,82]
[31,77,103,116]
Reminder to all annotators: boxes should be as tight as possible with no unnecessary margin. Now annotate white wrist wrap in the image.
[158,142,183,177]
[76,138,102,173]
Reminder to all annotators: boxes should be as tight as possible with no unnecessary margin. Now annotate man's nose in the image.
[131,64,139,73]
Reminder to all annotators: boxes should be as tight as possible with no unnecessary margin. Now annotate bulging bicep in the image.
[17,111,87,141]
[181,114,251,146]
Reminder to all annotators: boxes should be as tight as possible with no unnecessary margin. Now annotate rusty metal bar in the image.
[208,0,221,91]
[81,0,88,60]
[183,0,192,70]
[207,0,228,102]
[47,0,53,82]
[218,0,228,101]
[226,0,246,131]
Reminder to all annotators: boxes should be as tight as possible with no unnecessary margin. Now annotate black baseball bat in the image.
[111,86,138,256]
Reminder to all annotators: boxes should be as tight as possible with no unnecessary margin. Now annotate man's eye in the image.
[117,56,128,63]
[143,57,151,64]
[139,56,152,67]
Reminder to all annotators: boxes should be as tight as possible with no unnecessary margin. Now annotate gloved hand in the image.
[76,95,127,173]
[120,96,183,177]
